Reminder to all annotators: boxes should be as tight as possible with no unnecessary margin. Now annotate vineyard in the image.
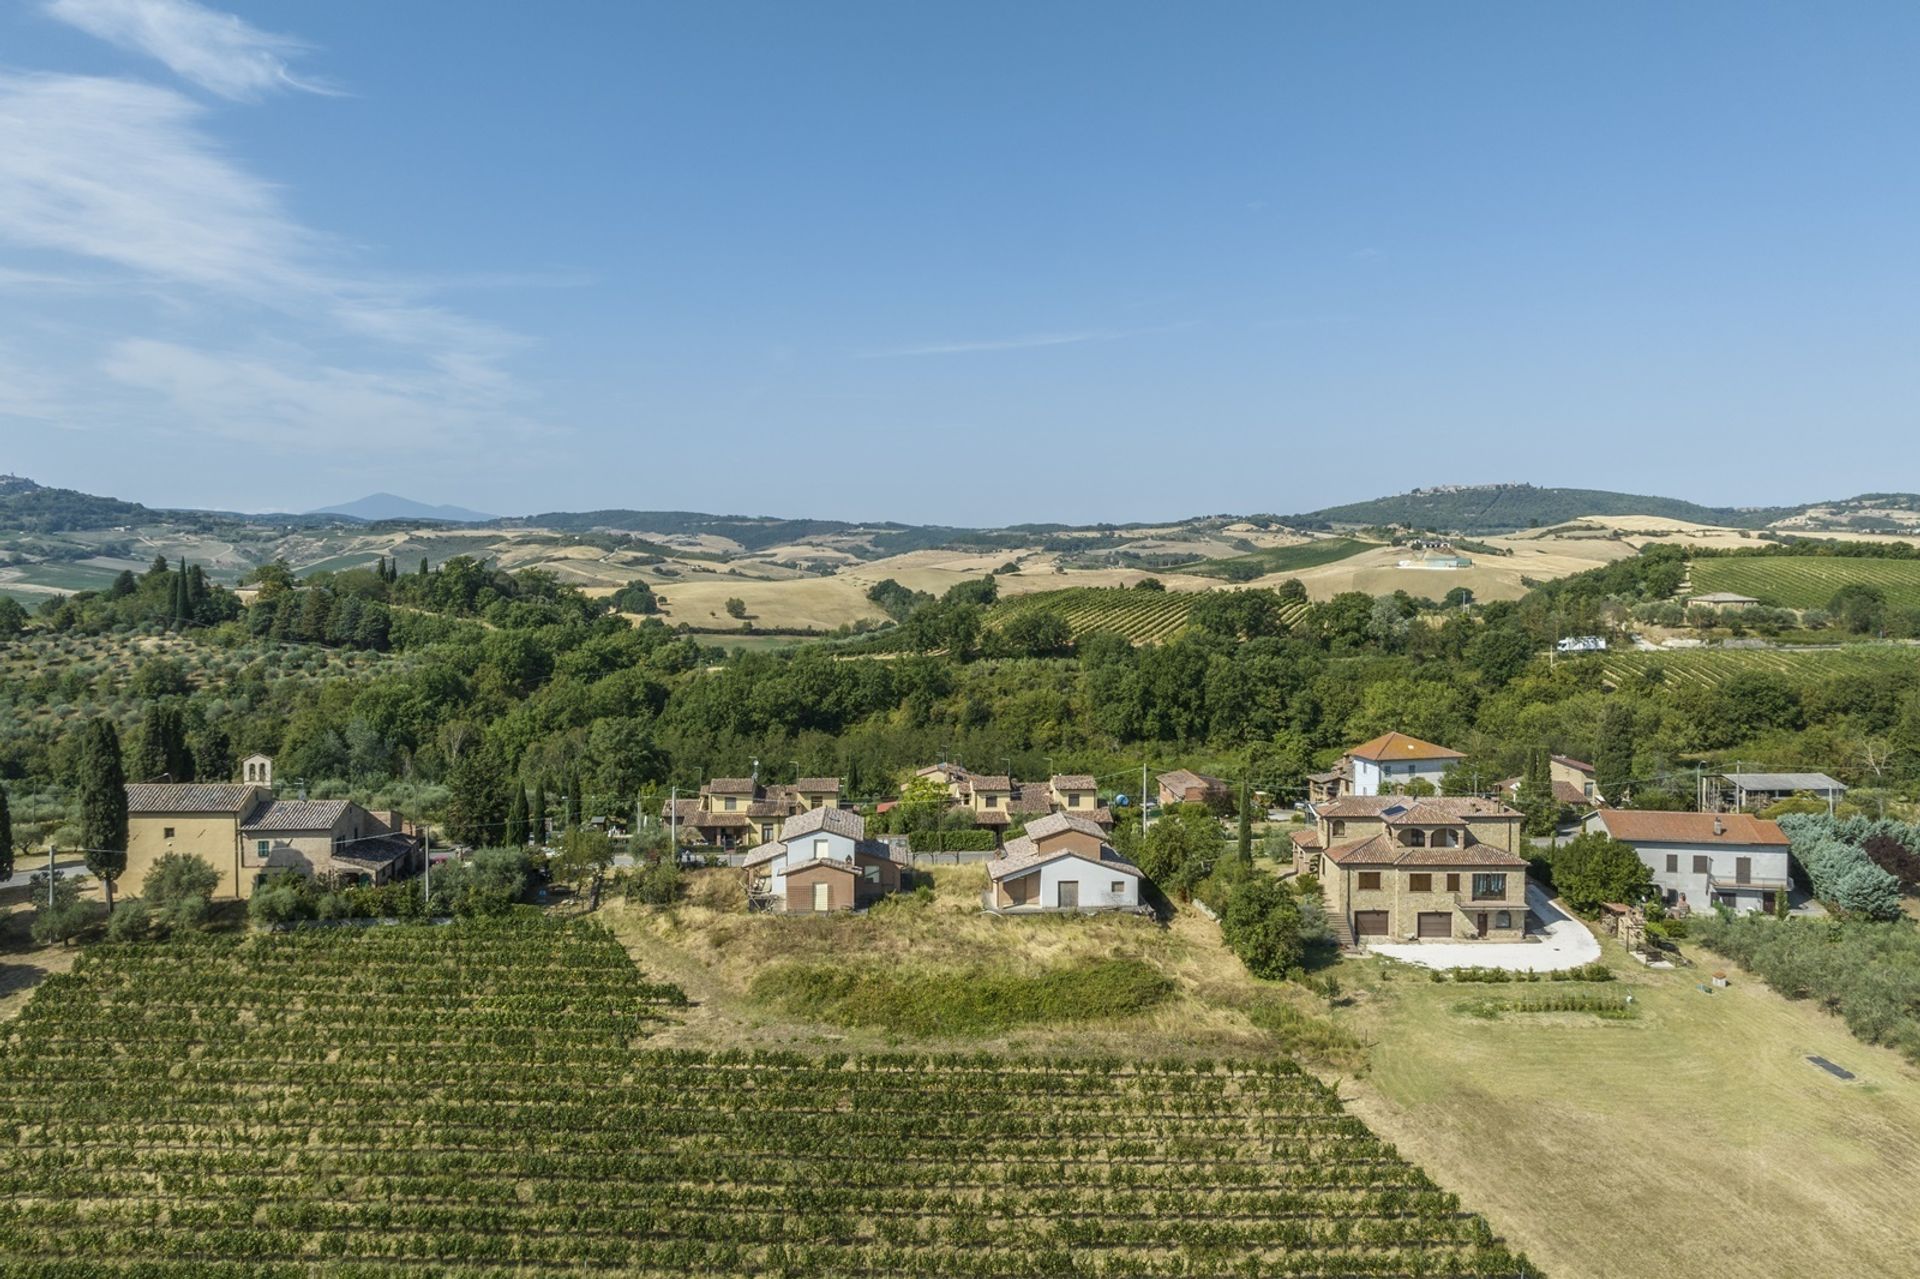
[1689,556,1920,610]
[0,915,1537,1277]
[1586,645,1920,690]
[993,587,1310,646]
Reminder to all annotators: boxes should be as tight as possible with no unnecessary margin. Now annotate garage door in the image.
[1353,911,1390,938]
[1416,912,1453,940]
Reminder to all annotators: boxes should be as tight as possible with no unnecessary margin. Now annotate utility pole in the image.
[46,843,55,909]
[669,785,678,859]
[1141,763,1150,833]
[422,829,431,905]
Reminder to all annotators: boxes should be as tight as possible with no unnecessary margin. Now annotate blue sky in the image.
[2,1,1917,523]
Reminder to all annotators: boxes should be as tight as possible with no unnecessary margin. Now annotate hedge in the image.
[1776,814,1903,920]
[910,828,998,853]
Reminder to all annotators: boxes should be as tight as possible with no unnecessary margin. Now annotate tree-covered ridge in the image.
[1294,483,1796,532]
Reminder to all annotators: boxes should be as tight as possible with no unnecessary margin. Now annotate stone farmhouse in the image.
[123,756,420,901]
[1296,794,1530,945]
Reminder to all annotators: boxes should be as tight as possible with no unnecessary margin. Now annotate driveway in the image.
[1365,884,1602,973]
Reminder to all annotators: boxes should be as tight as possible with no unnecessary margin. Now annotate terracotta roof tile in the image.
[985,835,1141,882]
[1595,810,1788,847]
[1050,774,1097,791]
[125,783,259,814]
[240,799,354,832]
[1344,731,1464,763]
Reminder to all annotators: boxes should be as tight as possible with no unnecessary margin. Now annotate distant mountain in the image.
[311,493,497,524]
[1293,484,1799,534]
[0,474,155,532]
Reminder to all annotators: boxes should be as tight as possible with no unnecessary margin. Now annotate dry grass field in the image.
[1332,931,1920,1279]
[598,866,1357,1065]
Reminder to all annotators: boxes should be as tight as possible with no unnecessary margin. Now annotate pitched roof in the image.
[779,806,866,841]
[1024,812,1109,842]
[704,777,760,795]
[1716,771,1846,793]
[1689,591,1759,604]
[1290,828,1323,851]
[125,783,259,815]
[742,841,786,869]
[984,835,1141,882]
[240,799,354,833]
[1050,774,1097,790]
[1007,784,1055,815]
[332,835,416,867]
[1314,795,1519,821]
[1500,777,1593,808]
[1552,754,1595,775]
[1344,731,1464,763]
[1595,809,1789,847]
[793,777,841,792]
[1157,768,1225,792]
[968,774,1013,792]
[1321,832,1528,868]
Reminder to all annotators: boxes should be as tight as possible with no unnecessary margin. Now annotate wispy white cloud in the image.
[859,324,1189,359]
[45,0,334,99]
[0,68,530,444]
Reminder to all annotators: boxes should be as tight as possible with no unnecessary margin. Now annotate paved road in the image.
[0,859,91,892]
[1365,884,1603,973]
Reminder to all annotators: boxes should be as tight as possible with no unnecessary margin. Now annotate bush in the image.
[104,897,153,942]
[1549,832,1655,915]
[626,856,682,906]
[1777,815,1903,920]
[28,872,98,945]
[1217,873,1305,979]
[248,871,315,927]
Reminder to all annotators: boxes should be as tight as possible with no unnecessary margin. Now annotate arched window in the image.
[1436,829,1460,848]
[1330,820,1346,838]
[1402,829,1427,847]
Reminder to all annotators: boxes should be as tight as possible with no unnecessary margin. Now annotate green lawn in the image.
[1332,935,1920,1279]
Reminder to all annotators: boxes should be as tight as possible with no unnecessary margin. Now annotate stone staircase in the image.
[1330,912,1358,951]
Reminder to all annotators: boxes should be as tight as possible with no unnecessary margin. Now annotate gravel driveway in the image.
[1366,884,1602,972]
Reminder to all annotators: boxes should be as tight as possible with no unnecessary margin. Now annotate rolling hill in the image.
[311,493,498,523]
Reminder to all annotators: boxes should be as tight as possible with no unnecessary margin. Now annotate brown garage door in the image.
[1353,911,1390,938]
[1416,912,1453,940]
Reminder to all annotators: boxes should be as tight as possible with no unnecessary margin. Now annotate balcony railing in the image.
[1706,874,1792,894]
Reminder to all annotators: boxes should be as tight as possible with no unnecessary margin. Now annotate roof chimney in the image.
[1712,816,1724,837]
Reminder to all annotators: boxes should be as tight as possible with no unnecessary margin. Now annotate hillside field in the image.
[1690,556,1920,611]
[1586,644,1920,690]
[987,586,1309,645]
[0,909,1534,1278]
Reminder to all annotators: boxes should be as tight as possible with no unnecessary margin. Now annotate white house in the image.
[740,807,903,913]
[1590,809,1791,914]
[1343,732,1465,797]
[983,813,1143,912]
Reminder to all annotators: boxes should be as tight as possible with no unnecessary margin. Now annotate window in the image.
[1068,794,1082,807]
[1331,820,1346,837]
[1692,855,1710,875]
[1496,911,1512,929]
[863,866,880,883]
[1403,829,1427,848]
[724,797,737,811]
[1111,881,1125,894]
[813,838,830,860]
[1408,873,1432,892]
[1665,854,1678,873]
[163,826,176,839]
[255,840,270,857]
[761,825,773,842]
[1471,873,1507,900]
[1446,874,1460,892]
[1358,871,1382,890]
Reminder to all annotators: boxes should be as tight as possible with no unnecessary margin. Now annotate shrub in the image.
[1777,815,1902,920]
[626,856,682,906]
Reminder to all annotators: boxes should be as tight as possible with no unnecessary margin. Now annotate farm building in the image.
[1687,591,1760,609]
[1588,809,1791,915]
[1700,771,1846,813]
[1300,795,1530,945]
[982,813,1143,913]
[125,765,421,901]
[741,807,904,913]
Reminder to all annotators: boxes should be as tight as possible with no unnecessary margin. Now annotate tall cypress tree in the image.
[530,780,548,847]
[567,770,584,829]
[504,784,529,846]
[1236,775,1253,864]
[0,783,14,883]
[1595,702,1634,805]
[76,718,129,910]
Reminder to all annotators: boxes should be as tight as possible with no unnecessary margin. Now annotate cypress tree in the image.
[419,556,429,577]
[76,718,129,911]
[505,784,529,846]
[1595,702,1634,805]
[1236,775,1253,864]
[530,780,548,847]
[0,783,14,883]
[565,770,583,829]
